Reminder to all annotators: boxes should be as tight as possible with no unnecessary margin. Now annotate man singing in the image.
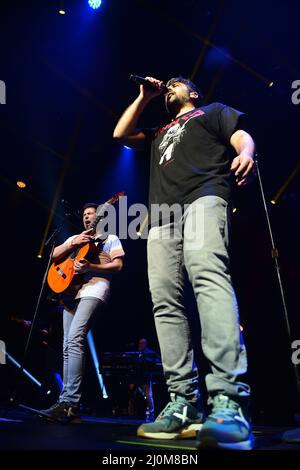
[113,76,255,449]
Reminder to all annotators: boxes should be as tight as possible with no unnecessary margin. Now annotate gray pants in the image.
[147,196,250,405]
[59,297,104,405]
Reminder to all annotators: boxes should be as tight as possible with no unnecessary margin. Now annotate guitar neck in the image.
[89,201,111,231]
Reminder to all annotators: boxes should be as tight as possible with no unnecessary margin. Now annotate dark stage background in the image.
[0,0,299,423]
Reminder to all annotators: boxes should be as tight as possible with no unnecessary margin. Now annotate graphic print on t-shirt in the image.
[159,122,182,165]
[158,110,204,166]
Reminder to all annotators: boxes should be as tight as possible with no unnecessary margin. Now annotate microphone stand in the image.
[255,157,300,413]
[10,222,64,405]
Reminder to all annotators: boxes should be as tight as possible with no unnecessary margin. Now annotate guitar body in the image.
[47,242,97,294]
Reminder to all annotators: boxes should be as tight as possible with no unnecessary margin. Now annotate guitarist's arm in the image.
[74,257,124,274]
[52,230,93,261]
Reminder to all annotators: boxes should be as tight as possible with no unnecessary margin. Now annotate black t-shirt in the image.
[147,102,245,213]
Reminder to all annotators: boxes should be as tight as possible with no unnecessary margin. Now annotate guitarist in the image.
[40,202,125,423]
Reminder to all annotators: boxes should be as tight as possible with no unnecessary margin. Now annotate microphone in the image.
[129,74,168,93]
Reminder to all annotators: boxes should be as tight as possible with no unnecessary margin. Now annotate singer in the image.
[113,76,256,449]
[39,202,125,423]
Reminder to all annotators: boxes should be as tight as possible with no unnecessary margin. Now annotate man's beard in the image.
[165,95,181,115]
[165,94,189,116]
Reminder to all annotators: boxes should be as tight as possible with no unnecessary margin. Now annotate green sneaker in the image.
[197,394,254,450]
[137,394,203,439]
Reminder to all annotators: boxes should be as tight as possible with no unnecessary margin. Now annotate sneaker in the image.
[137,394,203,439]
[39,401,81,424]
[197,394,254,450]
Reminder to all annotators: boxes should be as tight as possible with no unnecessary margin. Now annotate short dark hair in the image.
[82,202,98,212]
[166,76,203,105]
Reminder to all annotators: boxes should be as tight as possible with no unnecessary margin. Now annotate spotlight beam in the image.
[271,161,300,205]
[38,109,84,258]
[137,214,149,237]
[87,331,108,399]
[1,348,42,387]
[190,0,225,81]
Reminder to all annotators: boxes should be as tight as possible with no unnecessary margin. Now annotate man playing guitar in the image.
[40,202,125,423]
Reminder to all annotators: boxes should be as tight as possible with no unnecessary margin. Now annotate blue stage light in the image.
[54,372,63,392]
[88,0,102,9]
[4,351,42,387]
[123,145,132,150]
[87,331,108,398]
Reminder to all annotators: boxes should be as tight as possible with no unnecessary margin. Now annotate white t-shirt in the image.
[63,234,124,303]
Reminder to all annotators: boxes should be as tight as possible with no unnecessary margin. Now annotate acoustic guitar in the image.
[47,191,124,294]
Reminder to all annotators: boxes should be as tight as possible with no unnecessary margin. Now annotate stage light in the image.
[37,254,42,259]
[268,81,274,87]
[270,162,300,206]
[87,331,108,398]
[59,0,66,15]
[123,145,132,150]
[54,372,63,392]
[16,180,26,188]
[240,325,244,332]
[136,214,148,238]
[2,350,42,387]
[232,207,237,213]
[88,0,102,10]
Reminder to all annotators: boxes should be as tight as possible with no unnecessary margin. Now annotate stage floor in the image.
[1,404,300,463]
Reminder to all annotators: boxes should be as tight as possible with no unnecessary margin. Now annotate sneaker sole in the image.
[198,435,254,451]
[137,423,202,440]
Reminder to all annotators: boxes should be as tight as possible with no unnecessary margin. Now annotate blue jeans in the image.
[59,296,104,405]
[147,196,250,405]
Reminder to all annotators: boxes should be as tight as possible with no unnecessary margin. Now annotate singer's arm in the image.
[113,95,149,149]
[113,78,164,149]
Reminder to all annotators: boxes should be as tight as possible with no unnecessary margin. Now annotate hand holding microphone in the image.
[129,74,168,99]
